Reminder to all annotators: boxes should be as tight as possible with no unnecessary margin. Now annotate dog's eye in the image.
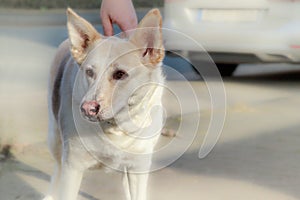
[86,69,94,78]
[113,70,128,80]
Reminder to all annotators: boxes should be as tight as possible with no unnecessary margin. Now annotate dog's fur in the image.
[43,8,165,200]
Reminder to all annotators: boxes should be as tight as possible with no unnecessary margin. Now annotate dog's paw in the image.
[42,196,54,200]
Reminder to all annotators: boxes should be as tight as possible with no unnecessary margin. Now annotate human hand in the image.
[100,0,138,36]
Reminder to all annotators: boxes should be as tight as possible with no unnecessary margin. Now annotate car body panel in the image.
[163,0,300,63]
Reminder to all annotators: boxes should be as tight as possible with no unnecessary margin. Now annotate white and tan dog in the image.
[44,8,165,200]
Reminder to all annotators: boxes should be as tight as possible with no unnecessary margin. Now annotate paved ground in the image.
[1,10,300,200]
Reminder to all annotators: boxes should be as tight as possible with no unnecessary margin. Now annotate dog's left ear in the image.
[130,9,164,68]
[67,8,102,64]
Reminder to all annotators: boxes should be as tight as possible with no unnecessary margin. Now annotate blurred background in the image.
[1,0,300,200]
[0,0,162,9]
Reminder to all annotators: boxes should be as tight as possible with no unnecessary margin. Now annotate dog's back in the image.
[47,39,71,163]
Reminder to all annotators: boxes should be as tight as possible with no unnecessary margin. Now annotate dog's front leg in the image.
[43,162,61,200]
[123,167,149,200]
[58,163,83,200]
[128,172,149,200]
[123,168,131,200]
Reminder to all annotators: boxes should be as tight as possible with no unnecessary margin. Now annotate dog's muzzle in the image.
[80,100,100,121]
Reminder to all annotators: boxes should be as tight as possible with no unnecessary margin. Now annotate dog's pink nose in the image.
[81,101,100,117]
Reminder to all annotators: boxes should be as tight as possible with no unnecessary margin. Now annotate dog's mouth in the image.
[80,113,99,122]
[81,114,116,128]
[80,110,104,122]
[80,107,114,123]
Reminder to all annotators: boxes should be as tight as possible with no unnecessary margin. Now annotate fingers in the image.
[117,16,138,36]
[117,23,133,37]
[117,3,138,36]
[100,0,137,37]
[101,12,114,36]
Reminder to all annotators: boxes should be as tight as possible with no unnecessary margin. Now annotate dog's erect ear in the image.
[130,9,164,68]
[67,8,101,64]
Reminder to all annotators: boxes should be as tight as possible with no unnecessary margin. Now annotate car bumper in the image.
[163,20,300,63]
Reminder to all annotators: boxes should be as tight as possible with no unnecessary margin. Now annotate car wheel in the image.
[190,59,238,77]
[216,63,238,77]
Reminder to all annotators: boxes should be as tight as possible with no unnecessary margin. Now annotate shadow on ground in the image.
[0,155,99,200]
[168,111,300,199]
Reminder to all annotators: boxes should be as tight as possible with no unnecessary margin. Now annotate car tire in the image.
[216,63,238,77]
[190,59,238,77]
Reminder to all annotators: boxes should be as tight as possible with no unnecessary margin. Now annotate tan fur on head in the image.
[67,8,102,64]
[130,9,164,68]
[67,8,164,67]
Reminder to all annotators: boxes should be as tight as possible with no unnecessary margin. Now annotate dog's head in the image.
[67,8,164,122]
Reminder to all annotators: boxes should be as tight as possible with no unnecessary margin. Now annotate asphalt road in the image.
[1,10,300,200]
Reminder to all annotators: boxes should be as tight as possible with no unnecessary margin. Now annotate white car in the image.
[163,0,300,75]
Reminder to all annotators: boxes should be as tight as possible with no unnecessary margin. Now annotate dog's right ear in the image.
[67,8,101,64]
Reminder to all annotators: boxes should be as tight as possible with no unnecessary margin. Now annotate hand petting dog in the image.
[100,0,138,36]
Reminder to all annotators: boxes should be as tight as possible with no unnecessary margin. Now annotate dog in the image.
[43,8,165,200]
